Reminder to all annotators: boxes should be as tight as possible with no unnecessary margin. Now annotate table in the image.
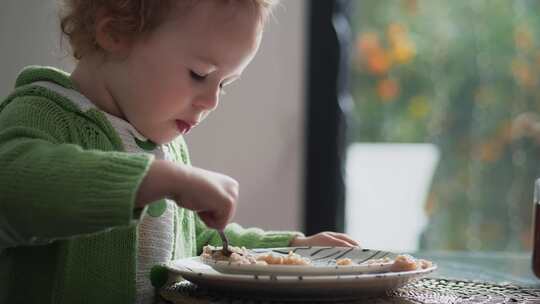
[416,251,539,286]
[159,251,540,303]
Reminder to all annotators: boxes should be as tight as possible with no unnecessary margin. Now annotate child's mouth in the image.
[175,120,192,134]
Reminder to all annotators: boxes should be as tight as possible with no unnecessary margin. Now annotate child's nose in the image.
[193,88,219,111]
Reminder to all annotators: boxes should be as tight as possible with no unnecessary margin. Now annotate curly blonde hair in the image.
[60,0,279,59]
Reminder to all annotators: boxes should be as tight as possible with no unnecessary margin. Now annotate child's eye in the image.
[191,70,227,95]
[190,70,207,81]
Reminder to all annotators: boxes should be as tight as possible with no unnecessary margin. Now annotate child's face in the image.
[106,2,263,144]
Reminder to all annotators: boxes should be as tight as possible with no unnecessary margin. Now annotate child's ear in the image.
[95,15,131,57]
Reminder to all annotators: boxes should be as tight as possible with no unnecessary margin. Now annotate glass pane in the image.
[346,0,540,252]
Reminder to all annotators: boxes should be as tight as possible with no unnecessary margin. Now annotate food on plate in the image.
[390,254,433,272]
[336,257,353,266]
[201,245,310,266]
[201,245,433,272]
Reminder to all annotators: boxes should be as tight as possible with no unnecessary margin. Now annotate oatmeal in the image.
[201,245,310,266]
[257,251,310,265]
[201,246,433,272]
[336,258,353,266]
[202,245,242,259]
[390,254,433,272]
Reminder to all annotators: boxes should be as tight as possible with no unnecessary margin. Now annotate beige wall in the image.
[0,1,72,95]
[0,1,307,232]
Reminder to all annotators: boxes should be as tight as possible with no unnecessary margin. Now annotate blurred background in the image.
[346,0,540,252]
[2,0,539,254]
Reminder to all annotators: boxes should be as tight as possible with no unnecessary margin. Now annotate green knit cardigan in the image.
[0,66,301,304]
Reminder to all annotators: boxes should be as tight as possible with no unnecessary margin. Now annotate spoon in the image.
[218,230,232,257]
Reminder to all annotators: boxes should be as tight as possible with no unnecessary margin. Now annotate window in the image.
[346,0,540,252]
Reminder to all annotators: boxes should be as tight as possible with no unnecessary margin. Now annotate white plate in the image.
[165,247,437,299]
[201,246,395,276]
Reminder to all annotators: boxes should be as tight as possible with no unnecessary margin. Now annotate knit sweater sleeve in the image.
[0,96,153,249]
[194,215,304,255]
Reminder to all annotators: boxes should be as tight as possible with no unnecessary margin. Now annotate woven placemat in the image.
[158,278,540,304]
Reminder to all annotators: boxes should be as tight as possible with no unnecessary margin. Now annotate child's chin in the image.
[153,133,180,145]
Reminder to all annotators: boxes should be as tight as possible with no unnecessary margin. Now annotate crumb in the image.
[336,258,353,266]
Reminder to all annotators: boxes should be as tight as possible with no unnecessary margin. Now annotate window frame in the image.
[304,0,353,235]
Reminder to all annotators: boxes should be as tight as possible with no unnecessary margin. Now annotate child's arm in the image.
[195,216,304,255]
[194,219,360,253]
[0,97,152,249]
[289,232,360,247]
[0,97,238,250]
[136,160,238,230]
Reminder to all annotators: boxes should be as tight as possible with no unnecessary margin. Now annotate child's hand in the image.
[136,159,238,230]
[176,165,238,230]
[289,232,360,248]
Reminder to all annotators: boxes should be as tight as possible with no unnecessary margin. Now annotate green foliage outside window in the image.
[350,0,540,251]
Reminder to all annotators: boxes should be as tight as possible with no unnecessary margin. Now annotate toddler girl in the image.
[0,1,359,303]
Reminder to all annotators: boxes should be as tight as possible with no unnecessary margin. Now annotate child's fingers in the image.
[198,211,227,230]
[197,212,216,228]
[325,235,355,247]
[329,232,360,247]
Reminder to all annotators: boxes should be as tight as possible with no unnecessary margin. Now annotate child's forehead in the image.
[165,1,263,59]
[126,0,263,77]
